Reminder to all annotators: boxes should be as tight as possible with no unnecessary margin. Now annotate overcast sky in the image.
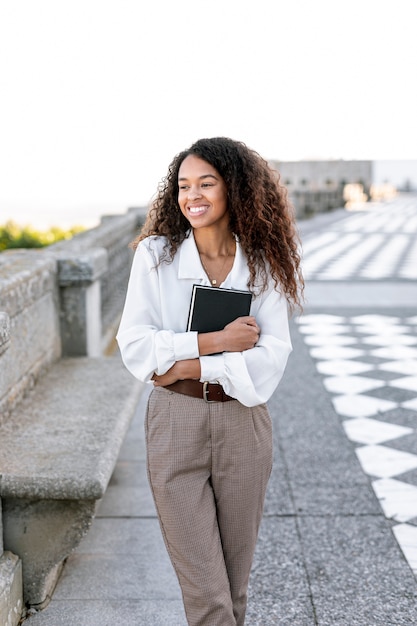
[1,0,416,227]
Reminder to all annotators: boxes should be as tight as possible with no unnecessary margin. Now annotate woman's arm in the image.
[118,240,291,406]
[117,241,258,385]
[117,242,200,382]
[198,286,292,407]
[152,315,261,386]
[152,358,200,386]
[198,316,260,355]
[152,289,291,408]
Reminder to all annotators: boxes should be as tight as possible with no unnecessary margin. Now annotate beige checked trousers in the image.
[145,387,273,626]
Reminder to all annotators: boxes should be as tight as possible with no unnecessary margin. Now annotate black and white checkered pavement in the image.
[301,195,417,281]
[297,313,417,576]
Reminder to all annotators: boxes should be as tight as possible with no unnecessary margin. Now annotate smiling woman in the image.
[178,156,229,226]
[116,136,303,625]
[178,155,234,285]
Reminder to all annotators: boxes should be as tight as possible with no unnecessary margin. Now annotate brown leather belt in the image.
[164,379,234,403]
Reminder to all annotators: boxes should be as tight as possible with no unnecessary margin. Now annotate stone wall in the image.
[0,207,145,619]
[0,206,145,424]
[0,252,61,424]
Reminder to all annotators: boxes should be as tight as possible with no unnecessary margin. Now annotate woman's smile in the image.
[188,204,209,215]
[178,154,229,230]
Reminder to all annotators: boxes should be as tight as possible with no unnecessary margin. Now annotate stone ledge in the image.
[0,252,57,319]
[0,356,143,608]
[0,357,142,500]
[0,551,23,626]
[0,312,10,355]
[48,209,144,256]
[53,248,108,287]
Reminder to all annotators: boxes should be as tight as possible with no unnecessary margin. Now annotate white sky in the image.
[0,0,416,227]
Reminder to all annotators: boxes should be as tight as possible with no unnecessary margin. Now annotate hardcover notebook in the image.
[187,284,252,333]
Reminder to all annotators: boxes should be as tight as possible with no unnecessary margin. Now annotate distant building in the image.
[269,159,417,218]
[372,160,417,192]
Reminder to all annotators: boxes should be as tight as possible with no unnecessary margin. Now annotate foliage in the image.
[0,221,85,251]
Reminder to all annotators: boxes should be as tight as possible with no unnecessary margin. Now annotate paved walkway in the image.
[301,194,417,282]
[25,202,417,625]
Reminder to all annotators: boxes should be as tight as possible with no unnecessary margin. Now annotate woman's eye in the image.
[201,183,213,188]
[178,185,189,190]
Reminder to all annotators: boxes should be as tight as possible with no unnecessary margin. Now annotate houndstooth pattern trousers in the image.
[145,387,273,626]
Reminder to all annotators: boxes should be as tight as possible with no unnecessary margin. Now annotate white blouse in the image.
[116,231,292,407]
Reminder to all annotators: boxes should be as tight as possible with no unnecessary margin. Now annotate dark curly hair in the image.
[133,137,304,311]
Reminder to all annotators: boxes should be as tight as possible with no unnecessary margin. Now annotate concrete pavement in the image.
[24,202,417,625]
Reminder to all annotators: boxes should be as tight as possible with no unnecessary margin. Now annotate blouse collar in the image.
[178,230,249,290]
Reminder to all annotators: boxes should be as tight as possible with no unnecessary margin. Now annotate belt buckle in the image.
[203,381,216,403]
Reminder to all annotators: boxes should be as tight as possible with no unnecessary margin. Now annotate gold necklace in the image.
[199,248,234,286]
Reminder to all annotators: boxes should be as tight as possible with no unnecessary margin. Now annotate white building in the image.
[269,159,417,217]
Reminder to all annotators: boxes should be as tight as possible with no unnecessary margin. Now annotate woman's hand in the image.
[197,316,260,356]
[221,316,260,352]
[152,359,201,387]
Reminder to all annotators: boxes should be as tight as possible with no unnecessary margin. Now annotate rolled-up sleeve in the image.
[116,243,199,382]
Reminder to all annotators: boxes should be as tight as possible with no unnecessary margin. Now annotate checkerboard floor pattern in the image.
[297,313,417,575]
[301,195,417,281]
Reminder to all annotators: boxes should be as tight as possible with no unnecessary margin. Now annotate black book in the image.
[187,284,252,333]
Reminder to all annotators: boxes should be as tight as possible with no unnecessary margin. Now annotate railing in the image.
[0,207,146,619]
[0,206,146,424]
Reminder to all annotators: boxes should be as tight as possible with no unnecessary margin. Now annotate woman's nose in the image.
[188,187,202,200]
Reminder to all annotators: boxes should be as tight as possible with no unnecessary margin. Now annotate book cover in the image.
[187,284,252,333]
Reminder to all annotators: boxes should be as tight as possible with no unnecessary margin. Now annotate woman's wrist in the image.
[177,358,201,380]
[198,331,225,356]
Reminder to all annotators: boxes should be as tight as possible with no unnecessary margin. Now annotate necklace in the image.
[199,246,235,286]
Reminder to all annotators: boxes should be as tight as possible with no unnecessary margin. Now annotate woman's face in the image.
[177,155,229,231]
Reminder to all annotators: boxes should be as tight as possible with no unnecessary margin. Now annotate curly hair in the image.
[133,137,304,311]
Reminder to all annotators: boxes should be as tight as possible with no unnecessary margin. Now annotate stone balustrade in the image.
[0,207,146,620]
[0,207,145,421]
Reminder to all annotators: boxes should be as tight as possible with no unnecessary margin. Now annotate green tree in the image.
[0,221,85,251]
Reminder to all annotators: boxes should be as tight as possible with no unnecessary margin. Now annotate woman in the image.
[117,137,303,625]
